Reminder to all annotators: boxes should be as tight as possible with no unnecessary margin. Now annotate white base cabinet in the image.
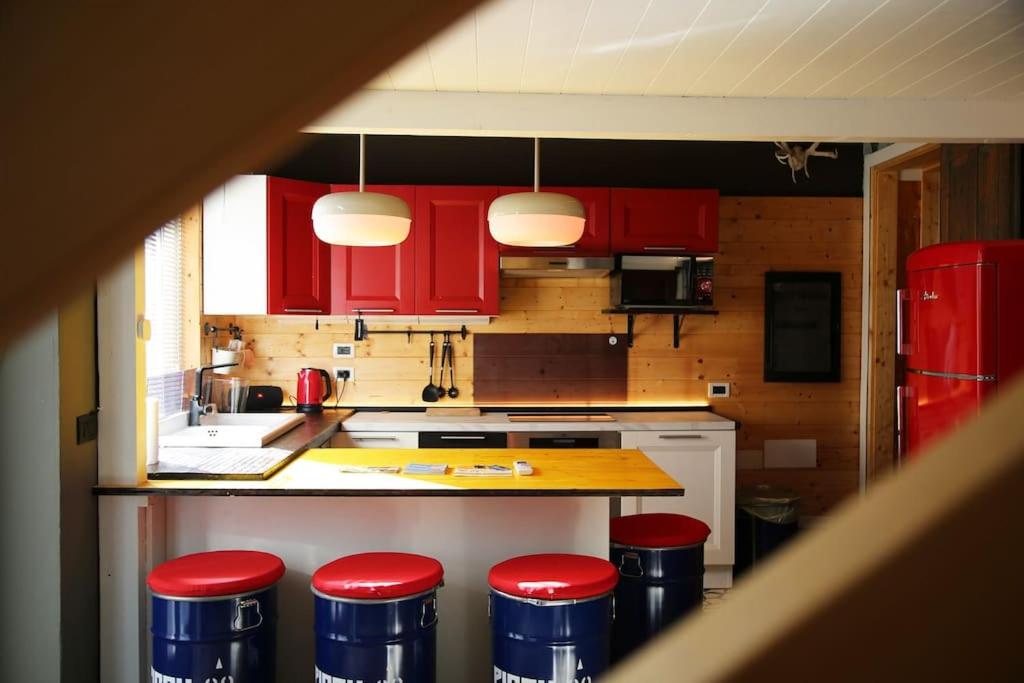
[328,431,419,449]
[620,430,736,588]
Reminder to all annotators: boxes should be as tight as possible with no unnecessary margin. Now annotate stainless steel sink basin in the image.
[159,413,305,448]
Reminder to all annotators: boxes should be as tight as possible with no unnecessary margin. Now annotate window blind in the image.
[144,217,185,417]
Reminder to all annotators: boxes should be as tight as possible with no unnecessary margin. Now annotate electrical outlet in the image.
[708,382,730,398]
[333,342,355,359]
[334,367,354,382]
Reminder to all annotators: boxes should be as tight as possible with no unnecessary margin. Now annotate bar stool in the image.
[148,549,285,682]
[312,552,444,683]
[489,553,618,682]
[610,513,711,662]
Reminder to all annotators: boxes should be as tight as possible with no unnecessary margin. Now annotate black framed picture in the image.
[764,272,841,382]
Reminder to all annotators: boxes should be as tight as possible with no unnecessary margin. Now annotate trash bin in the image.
[148,549,285,683]
[312,552,444,683]
[489,553,618,683]
[609,513,711,663]
[735,484,801,578]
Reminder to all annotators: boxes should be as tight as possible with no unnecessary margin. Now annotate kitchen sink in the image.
[159,413,305,448]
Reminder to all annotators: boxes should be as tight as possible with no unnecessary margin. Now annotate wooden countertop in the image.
[96,448,684,497]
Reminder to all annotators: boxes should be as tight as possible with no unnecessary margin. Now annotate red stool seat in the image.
[313,552,444,600]
[488,553,618,600]
[611,513,711,548]
[147,550,285,598]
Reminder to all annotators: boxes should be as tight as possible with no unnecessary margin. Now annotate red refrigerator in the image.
[898,241,1024,461]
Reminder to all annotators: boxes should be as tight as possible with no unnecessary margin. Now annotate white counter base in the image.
[167,496,609,682]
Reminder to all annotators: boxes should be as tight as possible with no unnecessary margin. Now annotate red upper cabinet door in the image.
[266,177,331,314]
[329,185,416,315]
[415,186,500,315]
[496,186,611,256]
[610,188,719,253]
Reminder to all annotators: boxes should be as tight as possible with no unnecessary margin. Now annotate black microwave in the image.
[610,254,714,308]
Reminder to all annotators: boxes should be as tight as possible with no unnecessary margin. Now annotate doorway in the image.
[865,144,941,483]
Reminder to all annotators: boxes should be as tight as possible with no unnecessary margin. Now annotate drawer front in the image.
[623,430,730,449]
[418,432,508,448]
[330,431,419,448]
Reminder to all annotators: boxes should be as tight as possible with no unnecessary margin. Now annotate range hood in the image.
[500,256,613,278]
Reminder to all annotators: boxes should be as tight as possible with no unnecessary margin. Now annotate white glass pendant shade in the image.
[312,191,411,247]
[488,191,586,247]
[487,138,586,247]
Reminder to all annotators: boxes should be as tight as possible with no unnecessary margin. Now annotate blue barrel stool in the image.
[610,513,711,662]
[148,549,285,682]
[489,553,618,683]
[312,552,444,683]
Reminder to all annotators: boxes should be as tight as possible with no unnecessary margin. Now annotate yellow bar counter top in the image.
[95,448,684,497]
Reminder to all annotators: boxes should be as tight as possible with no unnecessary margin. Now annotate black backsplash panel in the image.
[264,134,865,197]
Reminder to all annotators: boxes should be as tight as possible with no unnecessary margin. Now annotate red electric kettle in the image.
[296,368,332,413]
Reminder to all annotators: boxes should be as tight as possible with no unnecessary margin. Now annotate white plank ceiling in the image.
[371,0,1024,99]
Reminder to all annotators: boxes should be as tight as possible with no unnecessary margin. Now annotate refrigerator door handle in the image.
[896,385,907,467]
[896,288,911,356]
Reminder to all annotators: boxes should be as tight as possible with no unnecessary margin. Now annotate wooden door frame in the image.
[861,144,941,489]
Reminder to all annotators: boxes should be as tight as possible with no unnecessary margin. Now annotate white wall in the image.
[0,314,62,681]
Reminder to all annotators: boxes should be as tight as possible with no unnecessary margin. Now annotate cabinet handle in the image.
[284,308,322,313]
[355,308,395,313]
[352,436,398,441]
[435,308,480,314]
[439,435,486,440]
[643,246,685,252]
[657,434,704,440]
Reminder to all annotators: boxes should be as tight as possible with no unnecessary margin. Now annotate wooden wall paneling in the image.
[0,0,485,342]
[940,145,979,242]
[940,144,1021,241]
[203,196,864,512]
[867,171,899,481]
[977,144,1021,239]
[181,205,203,371]
[920,168,941,248]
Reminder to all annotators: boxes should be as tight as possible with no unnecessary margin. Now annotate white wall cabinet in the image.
[203,175,268,315]
[620,429,736,587]
[329,431,419,449]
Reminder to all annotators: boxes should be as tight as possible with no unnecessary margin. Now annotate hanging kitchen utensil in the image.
[447,336,460,399]
[421,334,440,402]
[436,332,450,399]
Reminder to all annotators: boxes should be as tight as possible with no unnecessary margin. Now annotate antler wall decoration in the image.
[774,142,839,182]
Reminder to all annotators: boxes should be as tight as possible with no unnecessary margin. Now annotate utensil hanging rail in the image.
[203,322,243,340]
[353,322,469,343]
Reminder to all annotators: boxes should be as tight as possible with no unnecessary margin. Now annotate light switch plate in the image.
[707,382,730,398]
[333,342,355,359]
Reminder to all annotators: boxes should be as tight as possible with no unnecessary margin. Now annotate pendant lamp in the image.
[488,138,585,247]
[312,134,411,246]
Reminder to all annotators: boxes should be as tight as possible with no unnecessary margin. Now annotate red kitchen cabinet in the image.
[610,188,719,253]
[496,186,611,256]
[415,186,500,315]
[329,185,416,315]
[266,177,331,314]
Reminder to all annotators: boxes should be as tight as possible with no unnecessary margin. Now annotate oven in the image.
[506,431,621,449]
[610,254,714,308]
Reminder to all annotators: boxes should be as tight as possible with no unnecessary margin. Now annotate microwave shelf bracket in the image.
[602,307,718,349]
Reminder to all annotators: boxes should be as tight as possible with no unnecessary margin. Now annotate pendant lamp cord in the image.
[358,133,366,192]
[533,137,540,193]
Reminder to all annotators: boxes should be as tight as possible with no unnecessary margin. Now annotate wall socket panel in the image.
[707,382,731,398]
[333,343,355,359]
[333,367,355,382]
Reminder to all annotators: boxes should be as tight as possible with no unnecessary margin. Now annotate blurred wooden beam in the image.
[605,374,1024,681]
[0,0,482,340]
